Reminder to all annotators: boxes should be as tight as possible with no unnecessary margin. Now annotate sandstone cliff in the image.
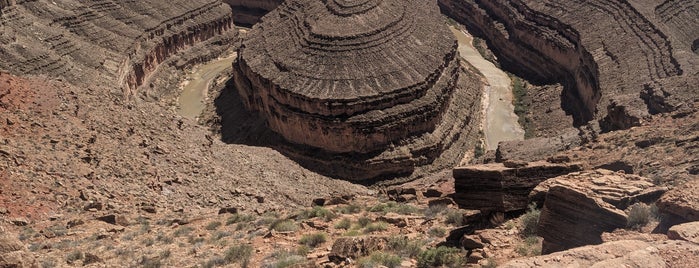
[229,0,483,180]
[536,170,666,254]
[439,0,693,130]
[0,0,237,96]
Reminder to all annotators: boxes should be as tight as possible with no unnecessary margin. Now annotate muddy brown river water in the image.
[449,26,525,150]
[177,53,237,119]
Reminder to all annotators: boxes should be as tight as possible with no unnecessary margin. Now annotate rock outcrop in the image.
[451,161,583,212]
[657,179,699,223]
[667,221,699,245]
[0,232,37,268]
[536,170,667,254]
[438,0,692,127]
[223,0,283,26]
[0,0,236,95]
[502,240,698,268]
[230,0,483,180]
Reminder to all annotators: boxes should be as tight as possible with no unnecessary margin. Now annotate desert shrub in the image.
[369,202,418,215]
[387,236,423,257]
[173,226,193,237]
[66,251,83,263]
[202,257,226,268]
[299,206,336,221]
[357,216,372,228]
[299,233,327,248]
[416,246,464,268]
[423,204,448,219]
[156,232,174,244]
[627,203,651,229]
[270,219,298,232]
[444,209,464,226]
[211,231,232,241]
[520,203,540,237]
[226,213,255,225]
[481,258,497,268]
[428,227,447,238]
[334,218,352,230]
[515,236,541,256]
[205,221,222,231]
[357,251,402,268]
[364,221,389,233]
[336,203,362,214]
[344,230,361,236]
[225,244,254,267]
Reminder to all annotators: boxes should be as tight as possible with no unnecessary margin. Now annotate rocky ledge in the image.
[535,169,667,254]
[451,161,583,213]
[229,0,482,180]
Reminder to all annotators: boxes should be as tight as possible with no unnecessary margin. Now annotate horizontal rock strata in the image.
[536,169,666,254]
[0,0,236,95]
[231,0,482,180]
[451,161,583,212]
[438,0,690,126]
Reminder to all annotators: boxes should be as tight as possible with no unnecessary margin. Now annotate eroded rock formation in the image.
[536,170,666,254]
[0,0,236,96]
[231,0,483,180]
[657,179,699,223]
[451,161,583,212]
[438,0,694,129]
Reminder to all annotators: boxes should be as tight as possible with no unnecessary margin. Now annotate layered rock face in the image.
[536,170,667,254]
[657,179,699,223]
[223,0,283,26]
[0,0,236,95]
[451,161,582,213]
[232,0,482,180]
[438,0,692,127]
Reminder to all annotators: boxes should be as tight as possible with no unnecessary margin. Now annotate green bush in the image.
[444,209,464,226]
[299,206,336,221]
[357,216,372,228]
[266,249,306,268]
[423,204,448,219]
[206,221,222,231]
[224,244,253,267]
[270,220,298,232]
[336,203,362,214]
[427,227,447,238]
[416,247,464,268]
[368,202,418,215]
[299,233,327,248]
[627,203,651,229]
[520,203,540,237]
[364,222,389,233]
[357,251,402,268]
[334,218,352,230]
[387,236,423,257]
[226,214,255,225]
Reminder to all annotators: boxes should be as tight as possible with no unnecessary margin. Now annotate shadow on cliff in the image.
[213,78,409,184]
[213,77,283,146]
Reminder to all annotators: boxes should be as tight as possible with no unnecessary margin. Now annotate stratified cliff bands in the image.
[230,0,483,180]
[438,0,695,129]
[0,0,236,96]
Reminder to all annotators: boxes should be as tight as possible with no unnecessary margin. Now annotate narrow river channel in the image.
[449,26,524,150]
[177,53,237,119]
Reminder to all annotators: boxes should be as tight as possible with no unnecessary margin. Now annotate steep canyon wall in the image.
[0,0,236,96]
[439,0,689,128]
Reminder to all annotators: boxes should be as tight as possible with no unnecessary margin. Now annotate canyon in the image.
[1,0,697,267]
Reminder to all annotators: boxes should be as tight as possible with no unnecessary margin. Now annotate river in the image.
[177,53,237,119]
[449,26,525,150]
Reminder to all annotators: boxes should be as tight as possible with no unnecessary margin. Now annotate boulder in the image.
[0,233,38,268]
[452,161,583,212]
[536,170,666,253]
[328,236,388,263]
[657,179,699,222]
[667,222,699,245]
